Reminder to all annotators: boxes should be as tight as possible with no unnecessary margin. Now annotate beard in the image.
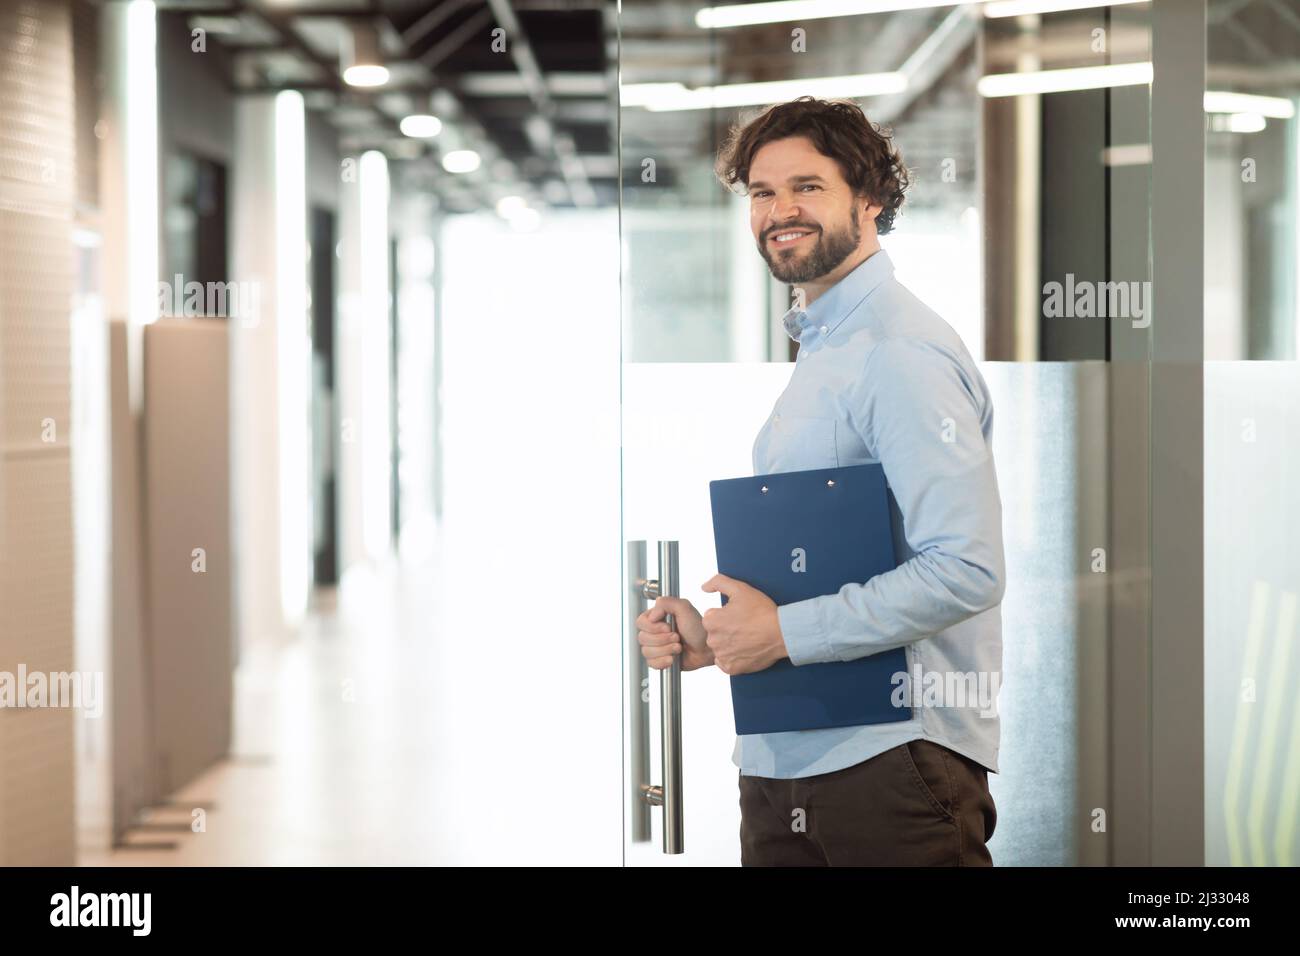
[758,205,861,284]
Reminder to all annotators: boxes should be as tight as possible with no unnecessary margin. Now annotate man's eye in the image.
[799,184,820,191]
[751,191,772,199]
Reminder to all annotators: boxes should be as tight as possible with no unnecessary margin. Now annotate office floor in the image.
[80,558,455,866]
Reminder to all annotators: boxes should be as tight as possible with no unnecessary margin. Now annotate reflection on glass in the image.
[621,4,983,362]
[1205,0,1298,360]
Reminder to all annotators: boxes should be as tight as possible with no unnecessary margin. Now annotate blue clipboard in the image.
[708,463,913,735]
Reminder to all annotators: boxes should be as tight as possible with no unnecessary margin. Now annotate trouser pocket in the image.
[900,739,957,823]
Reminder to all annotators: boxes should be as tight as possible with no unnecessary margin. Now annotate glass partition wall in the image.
[1203,0,1300,868]
[616,0,1250,867]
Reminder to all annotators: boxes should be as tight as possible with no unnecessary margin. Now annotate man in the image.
[635,97,1005,866]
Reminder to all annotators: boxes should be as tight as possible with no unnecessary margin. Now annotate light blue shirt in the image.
[734,246,1006,779]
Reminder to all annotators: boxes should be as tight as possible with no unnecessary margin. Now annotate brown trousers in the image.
[739,739,997,866]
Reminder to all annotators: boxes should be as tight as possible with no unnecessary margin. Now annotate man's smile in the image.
[768,228,817,247]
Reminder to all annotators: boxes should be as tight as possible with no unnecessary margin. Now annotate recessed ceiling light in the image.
[400,114,443,138]
[342,22,387,88]
[343,64,389,88]
[1202,91,1294,119]
[697,0,960,30]
[442,150,481,174]
[977,62,1152,97]
[983,0,1147,16]
[1218,113,1267,134]
[621,73,906,111]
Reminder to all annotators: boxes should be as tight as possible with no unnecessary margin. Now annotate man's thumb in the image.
[657,595,688,615]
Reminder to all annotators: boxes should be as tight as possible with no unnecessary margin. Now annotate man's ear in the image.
[862,198,883,222]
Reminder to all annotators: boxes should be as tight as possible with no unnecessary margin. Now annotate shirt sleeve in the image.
[777,335,1006,665]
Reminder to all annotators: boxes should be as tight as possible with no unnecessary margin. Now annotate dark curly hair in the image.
[715,97,911,235]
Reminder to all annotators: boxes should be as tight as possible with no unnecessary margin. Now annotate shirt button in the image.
[819,325,828,335]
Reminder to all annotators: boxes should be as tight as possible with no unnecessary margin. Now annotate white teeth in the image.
[774,232,808,242]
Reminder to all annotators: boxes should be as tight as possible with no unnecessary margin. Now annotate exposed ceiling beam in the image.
[178,0,613,211]
[483,0,597,206]
[1208,0,1256,26]
[869,6,977,125]
[1265,0,1300,42]
[470,97,617,123]
[235,2,505,211]
[511,0,607,8]
[1224,16,1274,60]
[455,71,609,97]
[421,7,496,71]
[400,0,482,52]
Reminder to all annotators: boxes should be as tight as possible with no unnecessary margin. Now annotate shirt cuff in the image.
[777,597,834,666]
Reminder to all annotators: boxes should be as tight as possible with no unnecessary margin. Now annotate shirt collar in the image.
[779,247,895,343]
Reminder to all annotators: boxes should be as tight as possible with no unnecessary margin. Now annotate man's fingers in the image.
[643,647,680,662]
[641,642,681,668]
[638,629,680,648]
[655,596,693,618]
[635,608,671,631]
[702,574,750,602]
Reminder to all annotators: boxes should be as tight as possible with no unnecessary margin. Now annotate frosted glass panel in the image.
[622,361,1106,865]
[1205,361,1300,866]
[983,362,1108,866]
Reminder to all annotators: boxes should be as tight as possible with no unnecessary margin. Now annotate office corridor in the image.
[83,558,452,866]
[2,0,1296,885]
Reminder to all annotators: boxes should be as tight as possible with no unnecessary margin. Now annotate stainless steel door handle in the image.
[627,540,684,854]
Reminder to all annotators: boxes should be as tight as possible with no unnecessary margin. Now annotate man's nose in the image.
[768,193,800,225]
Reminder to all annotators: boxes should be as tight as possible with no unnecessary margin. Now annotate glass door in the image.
[616,0,1195,867]
[617,3,793,867]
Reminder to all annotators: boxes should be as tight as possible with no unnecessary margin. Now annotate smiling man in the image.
[635,97,1006,867]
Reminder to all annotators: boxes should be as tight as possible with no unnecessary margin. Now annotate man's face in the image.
[747,136,873,284]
